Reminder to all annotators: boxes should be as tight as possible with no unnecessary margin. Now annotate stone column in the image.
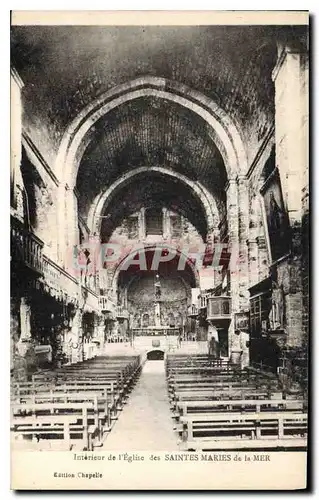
[272,42,308,230]
[272,41,308,347]
[237,175,250,310]
[58,184,79,271]
[225,178,240,357]
[247,238,259,287]
[10,68,25,221]
[256,236,269,282]
[70,309,83,363]
[212,228,222,291]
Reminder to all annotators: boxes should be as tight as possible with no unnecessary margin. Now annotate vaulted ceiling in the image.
[118,251,197,291]
[11,24,290,169]
[11,23,307,241]
[76,95,226,222]
[98,171,208,242]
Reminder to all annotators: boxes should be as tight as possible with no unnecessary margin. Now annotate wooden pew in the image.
[11,354,142,451]
[14,379,121,407]
[169,381,280,397]
[180,411,307,451]
[176,398,306,417]
[11,401,97,451]
[170,388,281,412]
[12,354,142,432]
[13,391,114,440]
[167,374,279,389]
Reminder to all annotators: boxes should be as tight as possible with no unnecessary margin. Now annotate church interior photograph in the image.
[10,21,309,453]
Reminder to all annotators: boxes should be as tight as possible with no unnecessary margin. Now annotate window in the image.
[145,207,163,236]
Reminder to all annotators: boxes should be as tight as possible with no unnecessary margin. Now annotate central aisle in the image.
[102,360,180,450]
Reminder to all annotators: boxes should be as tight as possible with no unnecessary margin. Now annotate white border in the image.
[3,4,316,499]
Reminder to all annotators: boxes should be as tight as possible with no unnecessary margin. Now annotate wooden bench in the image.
[176,398,306,417]
[180,411,308,451]
[30,373,125,399]
[14,379,121,406]
[13,390,117,439]
[12,354,143,450]
[169,381,280,397]
[170,389,280,411]
[11,401,98,451]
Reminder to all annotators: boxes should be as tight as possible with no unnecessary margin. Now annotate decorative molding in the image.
[11,67,24,90]
[272,45,288,83]
[246,125,275,180]
[224,177,238,192]
[78,214,90,236]
[73,186,80,199]
[259,167,278,195]
[22,132,60,187]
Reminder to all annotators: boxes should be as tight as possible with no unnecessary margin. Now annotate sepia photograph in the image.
[10,10,309,490]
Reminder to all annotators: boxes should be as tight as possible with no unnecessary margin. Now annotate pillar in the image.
[226,174,251,362]
[237,175,250,310]
[70,309,83,363]
[225,178,240,356]
[247,238,259,287]
[58,184,79,270]
[256,236,269,282]
[272,40,308,347]
[212,228,222,291]
[10,68,25,221]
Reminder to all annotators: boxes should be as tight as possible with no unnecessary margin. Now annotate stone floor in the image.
[102,360,180,451]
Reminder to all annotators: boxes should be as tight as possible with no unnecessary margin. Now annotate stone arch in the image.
[147,350,165,360]
[87,166,220,234]
[55,76,248,187]
[111,243,201,291]
[55,77,248,263]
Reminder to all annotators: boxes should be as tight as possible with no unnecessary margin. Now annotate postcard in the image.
[10,10,309,490]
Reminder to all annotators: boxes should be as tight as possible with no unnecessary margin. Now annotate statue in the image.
[154,274,161,299]
[269,282,285,330]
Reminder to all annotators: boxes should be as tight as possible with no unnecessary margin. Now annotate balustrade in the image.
[42,256,78,301]
[98,296,116,314]
[199,293,208,309]
[116,306,129,320]
[11,217,43,275]
[188,304,198,318]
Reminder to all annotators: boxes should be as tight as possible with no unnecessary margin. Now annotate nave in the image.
[10,22,309,458]
[11,351,307,452]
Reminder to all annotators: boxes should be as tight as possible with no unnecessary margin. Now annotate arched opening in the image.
[117,248,197,332]
[147,350,164,361]
[55,77,249,265]
[62,78,245,355]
